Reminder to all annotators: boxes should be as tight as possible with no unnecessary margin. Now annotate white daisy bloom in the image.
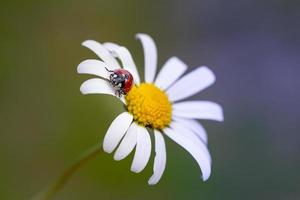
[77,33,224,185]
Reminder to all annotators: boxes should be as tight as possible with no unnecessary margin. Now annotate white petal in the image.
[173,101,224,122]
[136,33,157,83]
[114,122,138,161]
[148,130,167,185]
[77,59,110,79]
[79,78,126,104]
[80,78,113,95]
[166,66,216,102]
[173,117,208,144]
[154,57,188,90]
[170,122,211,163]
[103,112,133,153]
[164,127,211,181]
[103,42,141,84]
[102,42,119,57]
[82,40,120,69]
[131,125,151,173]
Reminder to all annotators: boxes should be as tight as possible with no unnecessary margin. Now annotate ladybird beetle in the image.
[106,68,134,97]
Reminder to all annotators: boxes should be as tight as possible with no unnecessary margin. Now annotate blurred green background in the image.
[1,0,299,199]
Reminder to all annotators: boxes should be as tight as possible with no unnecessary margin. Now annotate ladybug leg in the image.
[115,89,125,98]
[115,90,119,97]
[115,89,122,98]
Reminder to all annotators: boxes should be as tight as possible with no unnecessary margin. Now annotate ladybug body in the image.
[107,68,134,97]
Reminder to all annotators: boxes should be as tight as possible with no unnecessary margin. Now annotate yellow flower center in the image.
[125,83,172,130]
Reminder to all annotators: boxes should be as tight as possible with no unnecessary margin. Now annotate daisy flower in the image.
[77,33,223,185]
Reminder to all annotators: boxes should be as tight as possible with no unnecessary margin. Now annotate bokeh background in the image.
[1,0,299,199]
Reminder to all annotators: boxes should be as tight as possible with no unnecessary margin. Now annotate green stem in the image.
[31,145,102,200]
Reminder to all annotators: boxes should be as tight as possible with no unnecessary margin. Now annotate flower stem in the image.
[31,145,102,200]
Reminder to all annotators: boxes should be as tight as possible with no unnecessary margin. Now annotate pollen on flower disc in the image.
[125,83,172,130]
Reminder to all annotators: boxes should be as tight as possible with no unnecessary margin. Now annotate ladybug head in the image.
[109,72,127,89]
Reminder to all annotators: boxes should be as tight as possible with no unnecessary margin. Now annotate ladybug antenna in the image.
[105,67,114,73]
